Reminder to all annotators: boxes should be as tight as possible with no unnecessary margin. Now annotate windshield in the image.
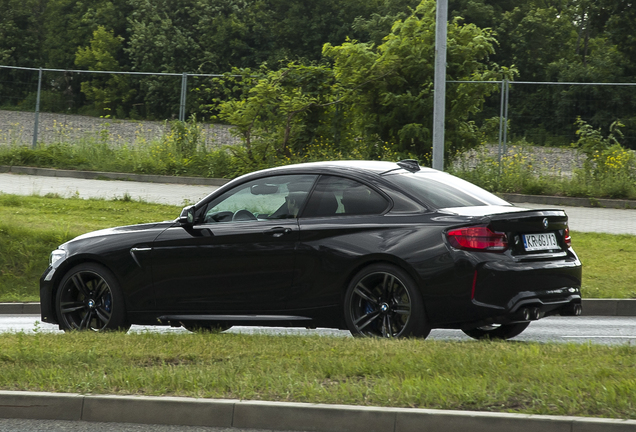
[388,171,511,209]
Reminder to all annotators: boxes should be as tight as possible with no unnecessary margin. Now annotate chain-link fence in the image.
[449,79,636,150]
[2,64,635,157]
[0,65,240,149]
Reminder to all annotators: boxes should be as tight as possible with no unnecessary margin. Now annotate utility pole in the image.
[432,0,448,171]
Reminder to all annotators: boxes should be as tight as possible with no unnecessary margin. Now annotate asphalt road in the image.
[3,315,636,345]
[0,419,303,432]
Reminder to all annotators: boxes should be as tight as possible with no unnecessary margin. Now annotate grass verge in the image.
[0,332,634,419]
[0,193,635,301]
[0,194,179,302]
[573,233,636,299]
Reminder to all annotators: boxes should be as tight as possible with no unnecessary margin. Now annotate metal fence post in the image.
[497,80,505,168]
[32,67,43,148]
[503,79,509,154]
[179,72,188,122]
[432,0,448,171]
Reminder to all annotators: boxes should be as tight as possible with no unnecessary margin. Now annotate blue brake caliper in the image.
[104,294,112,313]
[364,301,378,331]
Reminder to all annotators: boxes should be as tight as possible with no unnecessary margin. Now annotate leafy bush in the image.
[450,144,564,196]
[569,119,636,199]
[165,115,202,158]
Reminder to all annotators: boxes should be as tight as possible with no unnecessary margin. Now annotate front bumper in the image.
[39,267,58,324]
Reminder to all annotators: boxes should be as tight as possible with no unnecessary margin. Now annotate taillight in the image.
[447,225,508,252]
[564,227,571,248]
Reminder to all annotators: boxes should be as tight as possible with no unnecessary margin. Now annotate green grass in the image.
[0,332,634,419]
[1,194,634,420]
[0,134,237,179]
[0,193,634,301]
[0,194,179,302]
[575,233,636,298]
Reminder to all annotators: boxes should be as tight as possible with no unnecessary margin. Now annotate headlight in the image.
[49,249,67,268]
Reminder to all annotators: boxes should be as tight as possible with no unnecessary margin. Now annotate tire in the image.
[344,264,430,339]
[182,322,232,333]
[462,322,530,340]
[55,263,130,332]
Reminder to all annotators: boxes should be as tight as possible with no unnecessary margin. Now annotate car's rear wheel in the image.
[462,322,530,340]
[344,264,430,339]
[55,263,130,332]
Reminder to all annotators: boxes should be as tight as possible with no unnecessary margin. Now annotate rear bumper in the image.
[468,251,582,326]
[466,293,582,329]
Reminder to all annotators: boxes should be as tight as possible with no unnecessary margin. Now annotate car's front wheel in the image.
[462,322,530,340]
[55,263,130,332]
[344,264,430,339]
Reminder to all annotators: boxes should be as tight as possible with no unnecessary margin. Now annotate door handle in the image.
[266,227,293,237]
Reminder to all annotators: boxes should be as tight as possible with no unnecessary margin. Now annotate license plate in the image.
[522,233,559,251]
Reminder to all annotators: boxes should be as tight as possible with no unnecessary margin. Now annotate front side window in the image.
[202,175,317,223]
[301,176,389,218]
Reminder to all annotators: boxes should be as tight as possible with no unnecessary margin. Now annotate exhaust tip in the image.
[521,308,530,321]
[574,304,582,316]
[529,307,541,321]
[559,303,583,316]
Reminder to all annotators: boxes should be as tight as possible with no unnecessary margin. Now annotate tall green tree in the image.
[488,1,636,148]
[44,0,131,69]
[214,0,513,164]
[212,64,337,165]
[324,0,513,156]
[592,0,636,74]
[75,26,135,117]
[0,0,46,67]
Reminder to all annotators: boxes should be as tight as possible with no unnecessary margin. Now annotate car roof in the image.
[196,160,441,207]
[262,160,439,176]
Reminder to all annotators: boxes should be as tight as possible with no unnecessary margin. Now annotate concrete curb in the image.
[501,193,636,210]
[3,300,635,317]
[0,391,635,432]
[0,165,230,187]
[0,303,41,315]
[582,299,636,317]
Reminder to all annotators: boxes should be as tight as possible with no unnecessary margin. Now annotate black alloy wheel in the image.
[344,264,430,339]
[55,263,130,332]
[462,322,531,340]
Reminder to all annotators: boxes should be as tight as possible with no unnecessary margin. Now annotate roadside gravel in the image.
[2,109,585,177]
[454,143,586,178]
[0,110,240,148]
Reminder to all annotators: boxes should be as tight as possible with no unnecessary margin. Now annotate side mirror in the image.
[178,205,196,226]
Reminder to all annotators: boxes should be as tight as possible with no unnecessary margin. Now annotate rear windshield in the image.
[388,171,511,209]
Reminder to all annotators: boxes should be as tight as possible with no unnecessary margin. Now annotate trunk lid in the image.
[443,205,570,256]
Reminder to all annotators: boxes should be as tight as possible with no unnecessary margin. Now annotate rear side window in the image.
[301,176,389,218]
[388,171,511,209]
